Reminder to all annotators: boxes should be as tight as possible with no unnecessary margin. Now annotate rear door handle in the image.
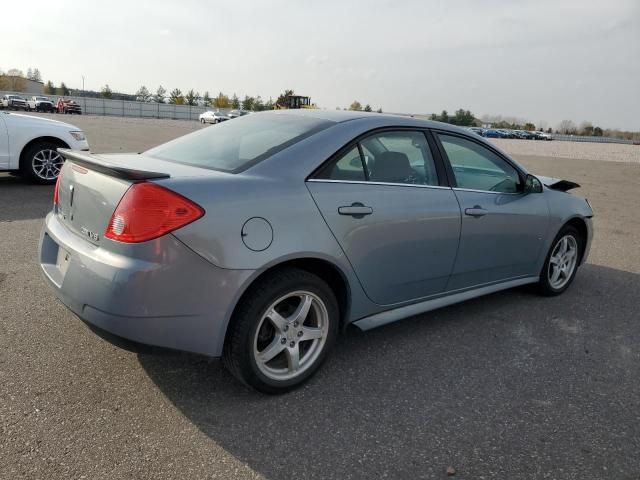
[338,202,373,218]
[465,206,488,217]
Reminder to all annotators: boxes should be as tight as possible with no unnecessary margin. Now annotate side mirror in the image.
[349,157,362,168]
[524,174,543,194]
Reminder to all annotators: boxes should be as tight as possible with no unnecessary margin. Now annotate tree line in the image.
[130,84,278,111]
[2,66,636,140]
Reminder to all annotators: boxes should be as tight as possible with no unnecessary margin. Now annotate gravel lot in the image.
[1,115,639,479]
[491,138,640,164]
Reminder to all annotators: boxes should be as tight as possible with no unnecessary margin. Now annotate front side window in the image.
[315,130,439,186]
[147,113,333,173]
[438,134,521,193]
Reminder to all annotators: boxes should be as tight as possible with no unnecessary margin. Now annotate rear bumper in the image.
[39,212,254,357]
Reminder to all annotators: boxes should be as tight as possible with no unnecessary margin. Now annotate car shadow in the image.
[0,174,54,222]
[138,264,640,479]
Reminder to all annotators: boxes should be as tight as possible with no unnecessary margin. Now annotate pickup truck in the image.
[27,96,55,112]
[56,98,82,114]
[1,94,28,111]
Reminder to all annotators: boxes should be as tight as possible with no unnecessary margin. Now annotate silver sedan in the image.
[39,110,593,393]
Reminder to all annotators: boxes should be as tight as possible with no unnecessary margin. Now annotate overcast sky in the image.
[3,0,639,129]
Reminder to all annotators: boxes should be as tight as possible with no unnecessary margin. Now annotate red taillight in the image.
[53,174,61,205]
[104,182,204,243]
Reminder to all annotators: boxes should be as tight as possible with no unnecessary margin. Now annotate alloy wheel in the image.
[548,235,578,289]
[32,149,64,181]
[253,291,329,381]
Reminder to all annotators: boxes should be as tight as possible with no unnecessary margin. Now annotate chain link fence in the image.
[0,90,230,121]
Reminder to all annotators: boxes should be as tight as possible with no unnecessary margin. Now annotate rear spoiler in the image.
[59,149,170,180]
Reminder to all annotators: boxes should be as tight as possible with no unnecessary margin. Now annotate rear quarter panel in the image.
[163,174,375,322]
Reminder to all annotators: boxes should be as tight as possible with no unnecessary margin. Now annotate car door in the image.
[434,132,549,290]
[0,114,8,169]
[307,129,461,306]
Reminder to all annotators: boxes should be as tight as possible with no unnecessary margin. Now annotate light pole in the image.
[82,76,85,96]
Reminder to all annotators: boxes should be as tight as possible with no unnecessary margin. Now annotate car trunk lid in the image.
[56,150,217,246]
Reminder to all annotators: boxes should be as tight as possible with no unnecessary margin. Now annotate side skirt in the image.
[353,276,539,331]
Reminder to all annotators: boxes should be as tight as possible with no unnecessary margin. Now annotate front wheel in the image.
[223,268,339,394]
[21,141,65,184]
[538,226,584,296]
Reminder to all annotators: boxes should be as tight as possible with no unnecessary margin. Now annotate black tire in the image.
[200,118,205,124]
[538,225,584,296]
[20,140,65,185]
[223,268,339,394]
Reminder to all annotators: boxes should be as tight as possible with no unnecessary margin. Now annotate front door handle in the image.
[465,206,488,217]
[338,202,373,218]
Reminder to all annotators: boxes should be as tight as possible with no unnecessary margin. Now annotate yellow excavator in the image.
[275,95,316,109]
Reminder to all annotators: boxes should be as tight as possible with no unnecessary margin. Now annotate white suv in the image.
[0,112,90,184]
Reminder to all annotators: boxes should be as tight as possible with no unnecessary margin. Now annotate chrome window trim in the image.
[452,187,523,196]
[306,178,452,190]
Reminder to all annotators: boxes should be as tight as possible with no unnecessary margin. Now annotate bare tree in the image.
[558,120,577,134]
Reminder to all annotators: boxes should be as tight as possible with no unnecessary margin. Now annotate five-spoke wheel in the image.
[254,291,329,381]
[539,225,584,295]
[224,268,338,394]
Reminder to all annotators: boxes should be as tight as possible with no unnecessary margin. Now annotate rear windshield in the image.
[146,113,333,173]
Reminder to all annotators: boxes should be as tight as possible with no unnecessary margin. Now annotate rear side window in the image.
[316,146,366,181]
[146,113,333,173]
[315,130,439,186]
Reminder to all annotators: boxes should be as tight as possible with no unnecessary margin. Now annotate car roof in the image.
[251,109,476,134]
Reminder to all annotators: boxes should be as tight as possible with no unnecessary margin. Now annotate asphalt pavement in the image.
[1,117,638,479]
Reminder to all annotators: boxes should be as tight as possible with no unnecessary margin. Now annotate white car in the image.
[199,110,230,124]
[27,96,55,113]
[535,131,553,141]
[0,112,89,184]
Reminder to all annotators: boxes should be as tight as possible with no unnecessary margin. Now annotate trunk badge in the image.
[80,227,99,242]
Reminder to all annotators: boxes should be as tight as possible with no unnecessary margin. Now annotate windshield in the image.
[146,113,333,173]
[36,97,49,101]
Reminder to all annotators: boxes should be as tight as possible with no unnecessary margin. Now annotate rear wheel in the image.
[200,118,205,124]
[538,225,583,296]
[21,141,65,184]
[223,268,339,394]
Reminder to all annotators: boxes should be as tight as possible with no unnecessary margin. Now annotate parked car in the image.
[40,111,593,393]
[56,98,82,114]
[466,127,484,136]
[27,96,55,112]
[483,129,501,138]
[1,94,28,111]
[534,131,553,141]
[228,109,250,119]
[496,129,516,138]
[0,112,89,184]
[199,110,230,124]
